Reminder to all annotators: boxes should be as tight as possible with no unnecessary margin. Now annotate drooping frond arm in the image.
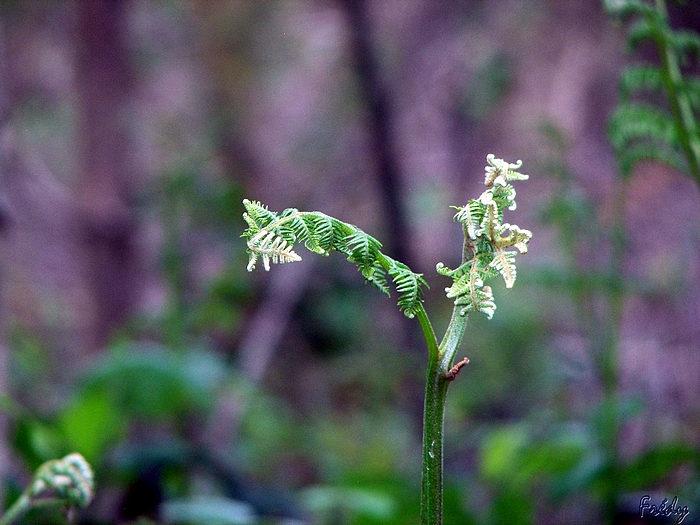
[242,199,427,319]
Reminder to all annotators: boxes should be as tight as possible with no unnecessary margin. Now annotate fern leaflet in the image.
[388,261,428,319]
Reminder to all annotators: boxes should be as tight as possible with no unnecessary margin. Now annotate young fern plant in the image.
[0,453,94,525]
[242,154,532,524]
[605,0,700,185]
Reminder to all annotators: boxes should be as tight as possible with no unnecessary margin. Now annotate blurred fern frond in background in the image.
[605,0,700,184]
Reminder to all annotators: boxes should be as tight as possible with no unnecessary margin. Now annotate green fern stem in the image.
[0,493,31,525]
[652,0,700,184]
[421,349,450,524]
[420,292,470,525]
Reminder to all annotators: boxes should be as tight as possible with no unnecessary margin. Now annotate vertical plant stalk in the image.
[418,230,476,524]
[419,301,469,524]
[598,177,628,525]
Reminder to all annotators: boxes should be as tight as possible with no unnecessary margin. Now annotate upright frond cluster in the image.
[437,156,532,319]
[242,199,427,318]
[605,0,700,182]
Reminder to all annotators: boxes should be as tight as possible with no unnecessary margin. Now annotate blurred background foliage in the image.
[0,0,699,524]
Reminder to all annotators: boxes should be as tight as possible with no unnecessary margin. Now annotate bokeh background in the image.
[0,1,699,524]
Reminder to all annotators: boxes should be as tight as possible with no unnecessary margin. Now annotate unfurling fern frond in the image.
[437,156,531,318]
[242,199,279,232]
[32,453,95,509]
[484,154,529,187]
[288,212,334,255]
[347,229,382,269]
[461,285,497,319]
[243,155,530,321]
[363,264,390,297]
[346,228,393,297]
[242,199,426,317]
[1,452,95,525]
[478,192,502,240]
[439,263,497,318]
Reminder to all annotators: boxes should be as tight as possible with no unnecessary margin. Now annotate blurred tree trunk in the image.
[74,0,137,353]
[0,16,10,508]
[195,1,269,188]
[340,0,412,265]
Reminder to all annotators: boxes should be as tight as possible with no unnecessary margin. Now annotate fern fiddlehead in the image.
[0,453,95,525]
[30,453,95,509]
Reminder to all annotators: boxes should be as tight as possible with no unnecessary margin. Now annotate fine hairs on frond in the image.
[246,230,302,271]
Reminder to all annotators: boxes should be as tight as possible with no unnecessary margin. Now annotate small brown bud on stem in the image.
[444,357,469,381]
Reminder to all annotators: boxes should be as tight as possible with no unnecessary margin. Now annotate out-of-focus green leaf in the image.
[12,417,64,469]
[518,432,586,479]
[550,448,605,499]
[443,483,474,525]
[81,342,226,420]
[58,388,125,466]
[489,488,533,525]
[481,425,528,483]
[618,442,700,491]
[481,423,589,489]
[161,496,256,524]
[301,485,397,522]
[591,395,643,443]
